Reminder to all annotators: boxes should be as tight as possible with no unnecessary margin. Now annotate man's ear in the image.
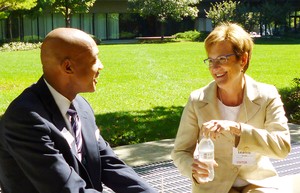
[62,58,73,74]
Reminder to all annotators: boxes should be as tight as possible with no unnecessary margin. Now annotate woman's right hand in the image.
[191,158,218,184]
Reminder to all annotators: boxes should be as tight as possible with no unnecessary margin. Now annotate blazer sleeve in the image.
[171,94,201,179]
[76,96,158,193]
[97,134,158,193]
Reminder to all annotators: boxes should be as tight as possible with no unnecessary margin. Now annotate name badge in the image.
[232,147,256,165]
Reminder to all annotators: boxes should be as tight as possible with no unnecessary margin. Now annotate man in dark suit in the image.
[0,28,157,193]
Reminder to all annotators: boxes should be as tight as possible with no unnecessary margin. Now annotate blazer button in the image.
[233,167,239,173]
[244,146,250,151]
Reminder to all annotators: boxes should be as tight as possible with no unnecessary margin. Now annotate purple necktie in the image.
[67,104,83,160]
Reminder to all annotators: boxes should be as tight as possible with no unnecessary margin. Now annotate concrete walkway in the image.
[113,123,300,167]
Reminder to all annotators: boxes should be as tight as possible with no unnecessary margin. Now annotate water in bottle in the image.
[198,135,214,182]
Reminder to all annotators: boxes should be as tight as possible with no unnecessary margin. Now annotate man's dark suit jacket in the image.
[0,77,157,193]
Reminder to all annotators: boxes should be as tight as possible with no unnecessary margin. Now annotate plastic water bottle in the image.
[198,135,214,182]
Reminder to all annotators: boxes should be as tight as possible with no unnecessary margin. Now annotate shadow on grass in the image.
[95,106,184,147]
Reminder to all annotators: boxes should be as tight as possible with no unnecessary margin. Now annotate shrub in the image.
[174,30,210,42]
[174,30,199,41]
[0,42,42,51]
[120,31,136,39]
[280,78,300,124]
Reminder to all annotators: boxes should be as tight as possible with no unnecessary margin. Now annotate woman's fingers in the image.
[192,159,210,184]
[202,121,223,139]
[192,159,218,184]
[203,120,238,139]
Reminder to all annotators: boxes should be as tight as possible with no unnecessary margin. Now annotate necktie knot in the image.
[67,105,77,117]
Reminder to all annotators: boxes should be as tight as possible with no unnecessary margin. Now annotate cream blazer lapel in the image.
[237,75,261,124]
[198,81,222,123]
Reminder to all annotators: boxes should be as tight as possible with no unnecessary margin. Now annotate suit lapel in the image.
[72,97,101,189]
[31,77,81,169]
[33,77,68,132]
[32,77,100,188]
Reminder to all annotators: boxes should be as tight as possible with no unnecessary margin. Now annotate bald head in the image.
[41,28,96,71]
[40,28,101,100]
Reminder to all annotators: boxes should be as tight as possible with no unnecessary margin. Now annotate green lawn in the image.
[0,41,299,146]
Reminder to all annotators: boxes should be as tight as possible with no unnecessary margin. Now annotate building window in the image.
[107,13,119,39]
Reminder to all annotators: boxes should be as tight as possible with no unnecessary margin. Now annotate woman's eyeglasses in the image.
[203,54,236,67]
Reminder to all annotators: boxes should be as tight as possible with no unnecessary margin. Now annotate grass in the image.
[0,40,299,146]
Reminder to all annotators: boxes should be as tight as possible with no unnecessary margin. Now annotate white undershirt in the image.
[218,99,241,122]
[218,99,249,187]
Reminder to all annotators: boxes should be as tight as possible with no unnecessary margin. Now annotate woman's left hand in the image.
[202,120,241,140]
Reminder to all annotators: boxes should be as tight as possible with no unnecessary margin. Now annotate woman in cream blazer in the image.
[171,23,290,193]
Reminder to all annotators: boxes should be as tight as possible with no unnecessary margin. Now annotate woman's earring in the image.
[241,69,244,73]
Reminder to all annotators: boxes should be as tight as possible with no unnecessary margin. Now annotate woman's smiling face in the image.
[207,40,245,90]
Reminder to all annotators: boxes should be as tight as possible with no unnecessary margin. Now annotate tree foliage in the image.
[205,0,260,31]
[129,0,200,23]
[129,0,200,38]
[205,0,238,25]
[50,0,96,27]
[205,0,292,34]
[259,0,291,35]
[0,0,37,19]
[0,0,37,11]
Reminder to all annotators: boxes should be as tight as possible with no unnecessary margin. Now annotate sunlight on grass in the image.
[1,41,299,114]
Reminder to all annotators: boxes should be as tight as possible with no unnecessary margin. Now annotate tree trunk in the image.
[65,0,71,27]
[19,14,24,41]
[65,13,71,28]
[160,21,164,40]
[8,15,12,41]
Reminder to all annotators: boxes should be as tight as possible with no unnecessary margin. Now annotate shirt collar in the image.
[43,78,71,117]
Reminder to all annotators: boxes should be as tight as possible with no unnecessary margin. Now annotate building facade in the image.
[0,0,299,42]
[0,0,129,41]
[0,0,211,42]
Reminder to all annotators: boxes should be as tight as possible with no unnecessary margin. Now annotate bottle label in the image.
[199,151,214,160]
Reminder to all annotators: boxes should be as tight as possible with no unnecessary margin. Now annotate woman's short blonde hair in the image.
[204,22,253,72]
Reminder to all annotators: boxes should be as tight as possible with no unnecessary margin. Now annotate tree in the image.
[258,0,291,35]
[51,0,96,27]
[235,2,260,33]
[128,0,200,39]
[0,0,36,12]
[205,0,292,35]
[0,0,37,19]
[205,0,260,32]
[0,0,37,40]
[205,0,238,27]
